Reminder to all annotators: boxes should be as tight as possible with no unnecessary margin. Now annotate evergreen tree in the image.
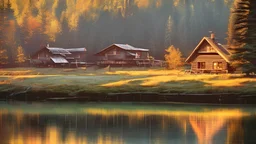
[227,0,249,51]
[0,0,8,65]
[231,45,256,75]
[16,46,26,63]
[227,0,256,75]
[165,15,173,48]
[0,48,8,65]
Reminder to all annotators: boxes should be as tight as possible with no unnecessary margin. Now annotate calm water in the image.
[0,0,234,61]
[0,102,256,144]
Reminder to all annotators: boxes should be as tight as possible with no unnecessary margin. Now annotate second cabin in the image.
[95,44,151,66]
[31,45,87,67]
[185,33,233,73]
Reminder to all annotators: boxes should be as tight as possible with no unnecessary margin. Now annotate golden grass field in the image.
[0,67,256,95]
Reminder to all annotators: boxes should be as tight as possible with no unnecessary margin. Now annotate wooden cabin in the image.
[65,48,87,65]
[185,34,232,73]
[95,44,151,66]
[31,45,86,67]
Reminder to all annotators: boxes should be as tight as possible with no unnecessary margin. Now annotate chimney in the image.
[209,31,215,40]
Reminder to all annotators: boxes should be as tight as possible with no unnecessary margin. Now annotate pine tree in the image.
[16,46,26,63]
[231,45,256,75]
[227,0,256,75]
[165,15,173,48]
[0,48,8,65]
[164,45,183,69]
[227,0,249,52]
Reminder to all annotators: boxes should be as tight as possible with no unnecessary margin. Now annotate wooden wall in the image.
[191,54,228,71]
[98,45,149,60]
[69,52,86,62]
[198,41,217,53]
[32,48,52,60]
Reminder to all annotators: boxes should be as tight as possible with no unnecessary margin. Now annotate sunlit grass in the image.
[0,80,11,84]
[0,67,255,95]
[204,78,256,87]
[105,69,180,76]
[0,70,34,75]
[101,74,253,88]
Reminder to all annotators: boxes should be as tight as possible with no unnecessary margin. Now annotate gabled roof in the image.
[47,47,71,55]
[32,46,87,58]
[114,44,149,52]
[95,44,149,55]
[65,48,87,52]
[185,37,231,63]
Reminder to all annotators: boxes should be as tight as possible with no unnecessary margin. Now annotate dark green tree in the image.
[227,0,256,75]
[232,45,256,75]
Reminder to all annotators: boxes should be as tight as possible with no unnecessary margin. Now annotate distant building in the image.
[185,33,233,73]
[95,44,152,66]
[31,45,86,67]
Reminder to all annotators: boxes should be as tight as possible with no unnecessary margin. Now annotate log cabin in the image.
[185,33,233,73]
[31,45,86,67]
[95,44,151,66]
[65,48,87,65]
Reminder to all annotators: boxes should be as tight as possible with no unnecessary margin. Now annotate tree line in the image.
[165,0,256,75]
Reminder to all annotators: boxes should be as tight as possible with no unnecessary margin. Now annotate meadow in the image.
[0,67,256,98]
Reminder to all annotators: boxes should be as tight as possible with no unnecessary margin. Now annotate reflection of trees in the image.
[189,115,226,144]
[0,108,249,144]
[226,119,244,144]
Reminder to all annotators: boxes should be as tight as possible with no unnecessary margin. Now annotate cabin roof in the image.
[185,37,231,63]
[47,47,71,55]
[50,56,69,64]
[65,48,87,52]
[95,44,149,55]
[31,46,87,58]
[114,44,149,52]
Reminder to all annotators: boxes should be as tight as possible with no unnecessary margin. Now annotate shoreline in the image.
[1,90,256,104]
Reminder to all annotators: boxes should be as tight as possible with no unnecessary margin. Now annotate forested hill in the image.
[0,0,233,62]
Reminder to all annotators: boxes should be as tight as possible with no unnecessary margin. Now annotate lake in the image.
[0,102,256,144]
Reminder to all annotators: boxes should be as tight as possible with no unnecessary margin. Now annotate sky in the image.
[0,0,234,61]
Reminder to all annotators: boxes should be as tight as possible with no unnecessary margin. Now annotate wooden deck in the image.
[97,59,152,67]
[185,69,228,74]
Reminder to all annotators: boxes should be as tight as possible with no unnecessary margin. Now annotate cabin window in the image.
[113,50,117,55]
[213,62,223,70]
[198,62,206,69]
[207,46,215,52]
[135,52,141,59]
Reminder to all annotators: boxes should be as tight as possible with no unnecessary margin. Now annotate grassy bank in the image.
[0,67,256,102]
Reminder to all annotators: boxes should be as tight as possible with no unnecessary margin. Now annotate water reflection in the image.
[0,103,255,144]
